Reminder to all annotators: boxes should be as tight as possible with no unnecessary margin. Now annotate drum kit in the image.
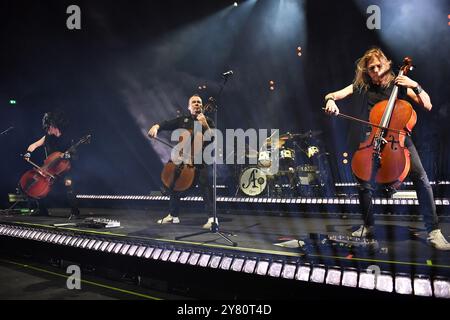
[238,130,324,197]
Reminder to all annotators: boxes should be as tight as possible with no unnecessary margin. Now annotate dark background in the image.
[1,0,449,207]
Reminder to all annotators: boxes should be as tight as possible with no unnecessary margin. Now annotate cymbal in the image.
[246,149,258,158]
[293,130,322,139]
[263,139,285,149]
[279,133,293,140]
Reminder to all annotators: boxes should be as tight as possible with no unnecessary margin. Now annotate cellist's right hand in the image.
[324,99,340,116]
[148,124,160,138]
[23,152,31,161]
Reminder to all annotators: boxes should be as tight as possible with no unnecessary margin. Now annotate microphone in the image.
[222,70,233,77]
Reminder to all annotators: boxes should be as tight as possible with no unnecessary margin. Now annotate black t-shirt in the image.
[158,113,215,167]
[353,82,408,114]
[44,133,73,156]
[158,113,215,132]
[351,82,409,141]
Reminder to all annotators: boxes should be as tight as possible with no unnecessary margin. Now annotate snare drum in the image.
[258,151,271,167]
[240,167,267,196]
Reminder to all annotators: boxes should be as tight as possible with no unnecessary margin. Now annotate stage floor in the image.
[1,208,449,276]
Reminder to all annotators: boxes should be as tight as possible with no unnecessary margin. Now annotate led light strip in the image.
[75,194,449,206]
[0,224,448,298]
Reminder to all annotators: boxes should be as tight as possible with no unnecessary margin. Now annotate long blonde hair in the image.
[353,47,395,92]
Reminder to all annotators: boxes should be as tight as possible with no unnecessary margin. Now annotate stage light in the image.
[95,240,106,251]
[99,241,110,251]
[209,255,222,269]
[414,274,433,297]
[188,252,201,265]
[281,264,296,279]
[143,247,155,258]
[64,236,73,245]
[169,250,181,263]
[159,249,172,261]
[111,242,124,254]
[268,261,283,277]
[48,234,57,243]
[178,251,191,264]
[255,260,270,276]
[295,264,311,281]
[33,231,42,240]
[243,259,257,273]
[231,258,245,272]
[359,270,376,290]
[376,271,393,293]
[325,267,342,286]
[9,99,16,105]
[233,2,238,7]
[310,265,326,283]
[74,238,84,248]
[85,239,94,248]
[135,246,147,257]
[71,237,82,247]
[433,276,450,299]
[342,268,358,287]
[151,247,163,260]
[220,256,233,270]
[15,229,24,237]
[198,254,211,267]
[395,273,413,295]
[113,243,124,253]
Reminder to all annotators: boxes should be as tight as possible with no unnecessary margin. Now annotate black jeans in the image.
[358,137,438,232]
[168,165,213,218]
[38,176,80,216]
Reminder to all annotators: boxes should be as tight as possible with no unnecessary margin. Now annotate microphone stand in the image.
[1,126,14,136]
[175,74,237,246]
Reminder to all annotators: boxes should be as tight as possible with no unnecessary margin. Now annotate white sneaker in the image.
[351,225,374,237]
[157,214,180,224]
[427,229,450,250]
[202,217,218,229]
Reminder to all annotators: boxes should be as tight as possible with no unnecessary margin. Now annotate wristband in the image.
[413,85,423,95]
[325,97,335,104]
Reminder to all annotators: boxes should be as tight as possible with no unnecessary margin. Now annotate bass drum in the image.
[239,167,267,196]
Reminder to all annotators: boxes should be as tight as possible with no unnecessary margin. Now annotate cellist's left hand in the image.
[196,113,209,129]
[395,75,418,89]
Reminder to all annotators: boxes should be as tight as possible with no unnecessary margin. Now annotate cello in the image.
[150,99,215,192]
[19,134,91,199]
[350,57,416,187]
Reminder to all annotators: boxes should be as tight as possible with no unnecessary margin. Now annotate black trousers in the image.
[358,137,438,232]
[168,165,213,218]
[38,176,80,216]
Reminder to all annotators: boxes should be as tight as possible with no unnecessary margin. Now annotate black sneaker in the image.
[68,209,81,220]
[33,209,50,217]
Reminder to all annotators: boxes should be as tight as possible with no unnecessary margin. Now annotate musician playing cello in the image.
[324,47,449,250]
[23,111,80,219]
[148,94,217,229]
